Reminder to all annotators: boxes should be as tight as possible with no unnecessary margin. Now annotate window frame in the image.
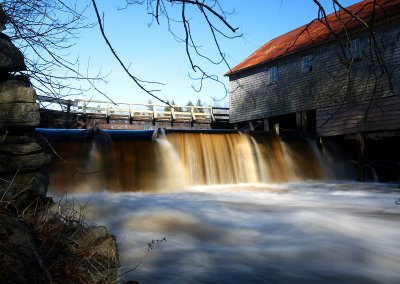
[302,54,314,73]
[339,38,362,63]
[267,65,278,85]
[350,38,362,60]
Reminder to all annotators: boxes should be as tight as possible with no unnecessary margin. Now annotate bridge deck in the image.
[37,96,229,126]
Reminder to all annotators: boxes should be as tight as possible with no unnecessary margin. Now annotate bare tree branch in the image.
[91,0,171,106]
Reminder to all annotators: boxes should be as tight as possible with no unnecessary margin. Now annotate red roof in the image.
[227,0,400,76]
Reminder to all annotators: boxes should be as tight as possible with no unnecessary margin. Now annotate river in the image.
[41,128,400,283]
[63,182,400,284]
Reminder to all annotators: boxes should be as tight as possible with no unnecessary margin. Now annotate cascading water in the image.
[164,132,259,185]
[153,129,186,191]
[38,128,400,283]
[43,128,325,192]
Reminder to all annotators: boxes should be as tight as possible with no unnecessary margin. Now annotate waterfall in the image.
[153,129,186,191]
[164,132,259,185]
[43,129,326,193]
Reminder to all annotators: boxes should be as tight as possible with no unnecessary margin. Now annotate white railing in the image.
[37,96,229,124]
[76,99,213,123]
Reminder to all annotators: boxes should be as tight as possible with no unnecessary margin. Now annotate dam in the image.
[36,128,400,283]
[39,128,333,193]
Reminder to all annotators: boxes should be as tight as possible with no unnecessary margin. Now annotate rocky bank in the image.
[0,6,119,283]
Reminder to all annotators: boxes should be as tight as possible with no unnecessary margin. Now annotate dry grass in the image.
[0,182,119,284]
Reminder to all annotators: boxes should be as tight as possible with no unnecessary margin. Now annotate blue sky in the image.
[70,0,359,106]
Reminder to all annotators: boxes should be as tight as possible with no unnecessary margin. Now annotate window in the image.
[351,38,361,60]
[340,38,362,62]
[267,66,278,85]
[302,55,314,73]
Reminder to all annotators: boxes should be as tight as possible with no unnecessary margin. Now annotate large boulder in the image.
[0,82,36,103]
[0,102,40,128]
[0,134,36,144]
[0,77,39,128]
[0,33,25,73]
[0,205,120,284]
[0,142,42,155]
[0,171,49,207]
[0,151,51,172]
[0,215,51,283]
[0,4,7,31]
[35,206,120,284]
[70,225,120,282]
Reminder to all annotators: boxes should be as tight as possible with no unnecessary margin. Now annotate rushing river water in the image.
[63,182,400,284]
[39,128,400,283]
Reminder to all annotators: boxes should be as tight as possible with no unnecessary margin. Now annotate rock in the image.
[0,102,40,128]
[0,86,36,103]
[0,215,33,247]
[0,171,48,206]
[0,33,25,73]
[37,200,60,221]
[0,215,50,283]
[70,225,120,282]
[0,77,36,104]
[0,5,6,32]
[32,202,120,283]
[0,134,36,144]
[48,224,119,284]
[0,74,30,86]
[0,142,41,154]
[0,151,51,172]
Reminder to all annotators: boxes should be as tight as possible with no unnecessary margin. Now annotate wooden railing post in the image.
[190,106,196,127]
[170,106,175,126]
[129,104,133,124]
[152,105,156,126]
[106,102,110,124]
[66,100,72,114]
[210,107,215,122]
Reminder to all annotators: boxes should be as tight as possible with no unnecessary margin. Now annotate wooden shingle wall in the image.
[229,20,400,136]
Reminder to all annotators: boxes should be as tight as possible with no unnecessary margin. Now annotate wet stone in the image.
[0,134,36,144]
[0,152,51,172]
[0,142,41,155]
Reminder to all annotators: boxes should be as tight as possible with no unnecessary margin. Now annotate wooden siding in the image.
[316,95,400,136]
[229,19,400,137]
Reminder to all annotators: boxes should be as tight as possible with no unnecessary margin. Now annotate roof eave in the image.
[226,13,400,77]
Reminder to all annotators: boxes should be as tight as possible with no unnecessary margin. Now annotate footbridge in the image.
[38,96,231,129]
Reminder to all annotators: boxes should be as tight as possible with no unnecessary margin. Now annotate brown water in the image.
[46,130,324,193]
[66,182,400,284]
[43,129,400,283]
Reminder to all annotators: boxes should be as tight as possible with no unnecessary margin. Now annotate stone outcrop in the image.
[0,214,52,283]
[0,23,50,207]
[68,225,120,282]
[0,76,51,206]
[0,76,40,128]
[0,7,120,284]
[0,210,120,284]
[0,172,49,207]
[0,33,25,73]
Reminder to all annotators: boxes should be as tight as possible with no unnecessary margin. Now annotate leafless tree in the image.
[311,0,396,100]
[91,0,241,105]
[2,0,240,107]
[1,0,115,107]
